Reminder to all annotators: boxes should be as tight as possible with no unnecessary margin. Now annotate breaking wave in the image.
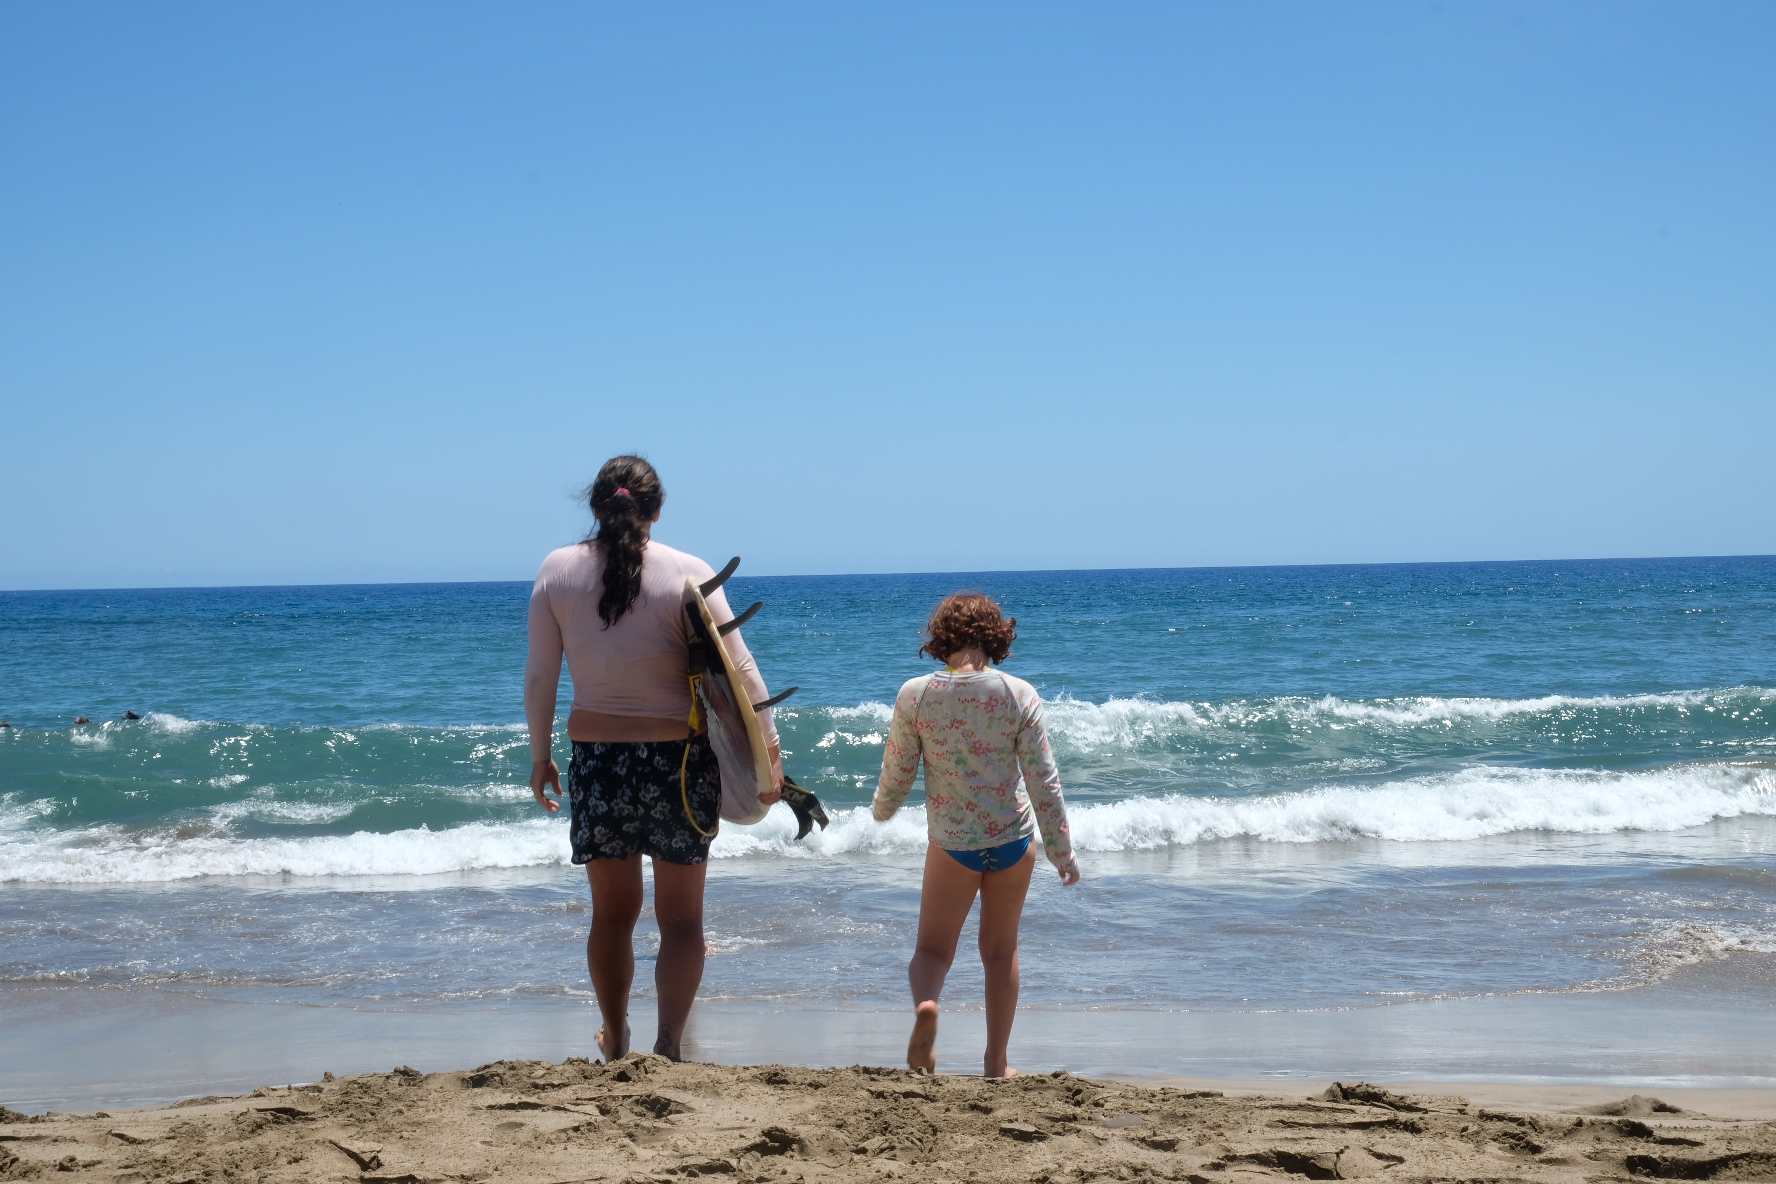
[787,686,1776,760]
[1035,686,1776,751]
[5,760,1770,884]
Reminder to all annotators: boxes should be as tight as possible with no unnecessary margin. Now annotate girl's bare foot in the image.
[985,1063,1018,1080]
[907,1001,939,1073]
[596,1021,630,1063]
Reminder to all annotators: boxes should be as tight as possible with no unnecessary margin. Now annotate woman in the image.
[873,592,1080,1078]
[526,455,782,1062]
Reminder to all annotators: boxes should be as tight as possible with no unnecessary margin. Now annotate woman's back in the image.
[527,539,765,724]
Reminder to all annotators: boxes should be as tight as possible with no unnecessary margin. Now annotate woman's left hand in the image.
[531,759,563,813]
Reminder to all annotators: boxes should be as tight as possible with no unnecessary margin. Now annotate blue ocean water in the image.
[3,556,1776,1092]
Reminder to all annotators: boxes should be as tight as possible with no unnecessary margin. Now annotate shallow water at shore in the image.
[7,824,1776,1016]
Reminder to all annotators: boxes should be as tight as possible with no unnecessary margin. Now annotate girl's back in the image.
[877,667,1075,874]
[880,668,1063,856]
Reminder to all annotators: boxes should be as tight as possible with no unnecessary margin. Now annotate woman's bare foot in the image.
[596,1021,630,1063]
[654,1026,684,1062]
[985,1063,1018,1080]
[907,1001,939,1073]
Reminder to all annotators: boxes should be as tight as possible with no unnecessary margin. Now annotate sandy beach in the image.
[5,1056,1775,1184]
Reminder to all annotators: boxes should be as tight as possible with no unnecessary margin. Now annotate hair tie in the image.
[614,487,631,497]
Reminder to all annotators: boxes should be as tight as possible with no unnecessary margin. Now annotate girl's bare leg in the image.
[585,856,645,1061]
[650,857,708,1060]
[977,845,1036,1078]
[907,843,983,1072]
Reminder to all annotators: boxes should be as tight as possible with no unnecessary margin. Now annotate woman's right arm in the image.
[524,575,565,812]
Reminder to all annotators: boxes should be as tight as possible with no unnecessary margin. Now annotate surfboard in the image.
[683,561,795,827]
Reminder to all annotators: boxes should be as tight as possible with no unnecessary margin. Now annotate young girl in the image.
[873,592,1080,1078]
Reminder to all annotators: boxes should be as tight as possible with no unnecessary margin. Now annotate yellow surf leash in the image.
[680,674,719,838]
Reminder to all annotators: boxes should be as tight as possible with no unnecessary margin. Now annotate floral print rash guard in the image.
[873,669,1077,876]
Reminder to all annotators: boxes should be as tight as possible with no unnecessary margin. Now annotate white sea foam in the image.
[0,819,569,884]
[1631,921,1776,976]
[811,729,887,749]
[708,761,1776,858]
[1063,763,1776,848]
[356,721,530,734]
[1298,689,1760,727]
[441,782,543,804]
[208,798,360,826]
[826,702,895,722]
[144,712,206,734]
[466,736,530,761]
[711,802,929,860]
[5,762,1771,883]
[0,794,58,827]
[1043,697,1209,749]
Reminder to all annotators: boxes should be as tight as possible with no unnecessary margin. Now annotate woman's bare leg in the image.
[977,845,1036,1078]
[585,856,645,1061]
[650,857,708,1060]
[907,843,983,1072]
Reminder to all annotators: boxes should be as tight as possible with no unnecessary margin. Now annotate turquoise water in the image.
[3,556,1776,1095]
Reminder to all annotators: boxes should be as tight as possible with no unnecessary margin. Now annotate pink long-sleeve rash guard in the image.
[524,540,776,763]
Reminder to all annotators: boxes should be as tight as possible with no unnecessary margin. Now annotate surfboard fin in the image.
[717,602,762,636]
[780,774,829,841]
[753,687,798,712]
[699,557,741,598]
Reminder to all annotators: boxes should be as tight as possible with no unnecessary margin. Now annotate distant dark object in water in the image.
[779,775,830,841]
[73,717,91,725]
[0,721,11,728]
[122,711,142,720]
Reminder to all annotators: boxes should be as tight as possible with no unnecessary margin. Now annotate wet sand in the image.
[10,979,1776,1116]
[5,1056,1775,1184]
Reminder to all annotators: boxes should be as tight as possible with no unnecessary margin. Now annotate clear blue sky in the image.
[2,2,1771,590]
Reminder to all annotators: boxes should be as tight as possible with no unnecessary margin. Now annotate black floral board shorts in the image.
[567,737,721,865]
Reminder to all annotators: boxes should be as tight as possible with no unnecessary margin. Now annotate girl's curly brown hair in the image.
[919,592,1017,665]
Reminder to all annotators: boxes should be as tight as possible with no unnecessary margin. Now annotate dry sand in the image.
[5,1055,1775,1184]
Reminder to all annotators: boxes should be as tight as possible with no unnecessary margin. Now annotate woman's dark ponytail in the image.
[584,456,665,628]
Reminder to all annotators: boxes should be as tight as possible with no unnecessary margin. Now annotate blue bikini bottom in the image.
[942,834,1033,873]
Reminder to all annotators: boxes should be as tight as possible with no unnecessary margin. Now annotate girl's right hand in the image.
[1056,859,1081,887]
[531,758,563,813]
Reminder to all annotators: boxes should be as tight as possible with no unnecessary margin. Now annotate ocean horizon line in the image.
[3,551,1772,597]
